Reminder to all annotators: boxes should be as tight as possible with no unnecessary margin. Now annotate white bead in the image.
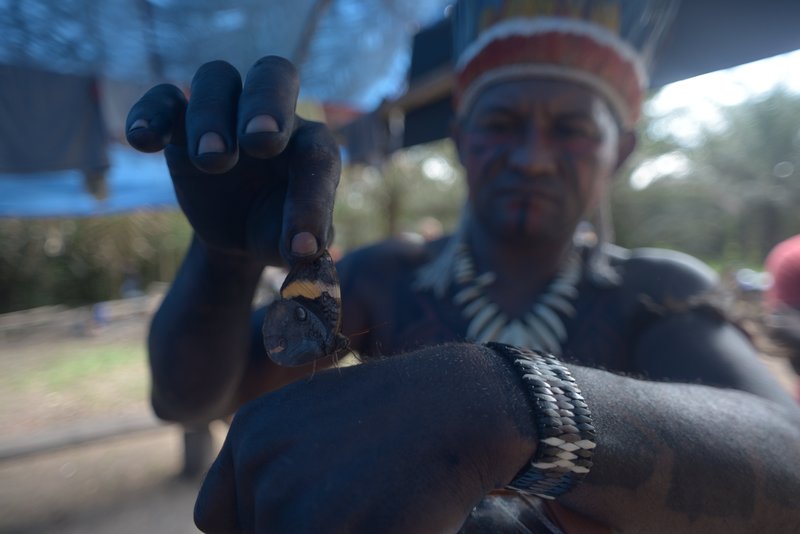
[466,303,499,340]
[453,285,483,306]
[523,313,559,353]
[462,296,490,318]
[477,313,509,342]
[532,303,567,341]
[532,461,558,469]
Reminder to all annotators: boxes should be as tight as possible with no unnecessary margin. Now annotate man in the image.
[126,1,800,532]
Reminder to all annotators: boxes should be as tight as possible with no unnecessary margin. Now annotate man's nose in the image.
[508,128,557,176]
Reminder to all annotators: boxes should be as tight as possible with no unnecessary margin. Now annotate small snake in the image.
[262,250,350,366]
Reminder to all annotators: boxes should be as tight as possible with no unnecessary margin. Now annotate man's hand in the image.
[193,344,536,533]
[126,56,340,266]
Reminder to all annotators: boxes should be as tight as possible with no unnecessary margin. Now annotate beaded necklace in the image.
[450,243,582,355]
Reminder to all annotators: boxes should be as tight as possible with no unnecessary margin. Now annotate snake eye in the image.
[295,306,307,321]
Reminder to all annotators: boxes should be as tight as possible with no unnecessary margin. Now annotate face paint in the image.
[262,250,350,366]
[457,78,621,244]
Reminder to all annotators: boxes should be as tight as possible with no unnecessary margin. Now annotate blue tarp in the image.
[0,0,451,218]
[3,1,800,218]
[0,0,451,111]
[0,144,176,218]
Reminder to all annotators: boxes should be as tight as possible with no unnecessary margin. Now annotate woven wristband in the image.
[486,342,596,500]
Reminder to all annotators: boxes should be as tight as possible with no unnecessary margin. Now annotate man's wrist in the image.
[193,234,270,272]
[183,236,267,302]
[486,342,597,500]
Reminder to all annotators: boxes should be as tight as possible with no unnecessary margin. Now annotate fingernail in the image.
[291,232,318,256]
[245,115,279,134]
[128,118,148,131]
[197,132,226,154]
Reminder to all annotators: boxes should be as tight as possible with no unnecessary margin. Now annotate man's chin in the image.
[494,222,552,243]
[474,206,569,244]
[496,214,575,243]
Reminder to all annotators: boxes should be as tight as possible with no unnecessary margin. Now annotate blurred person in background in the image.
[764,234,800,399]
[126,0,800,531]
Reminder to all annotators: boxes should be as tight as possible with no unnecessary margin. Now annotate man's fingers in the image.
[125,84,187,153]
[186,60,242,174]
[238,56,299,159]
[194,438,239,533]
[282,119,342,261]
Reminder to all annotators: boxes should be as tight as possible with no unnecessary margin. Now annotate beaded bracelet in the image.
[486,342,597,500]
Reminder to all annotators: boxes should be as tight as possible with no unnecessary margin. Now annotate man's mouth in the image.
[495,186,561,204]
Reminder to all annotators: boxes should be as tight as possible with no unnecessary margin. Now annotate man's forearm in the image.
[148,235,266,424]
[559,366,800,533]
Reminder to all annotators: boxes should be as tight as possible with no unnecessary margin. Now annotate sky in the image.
[630,48,800,189]
[648,48,800,141]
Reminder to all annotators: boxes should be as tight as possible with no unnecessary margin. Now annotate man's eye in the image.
[554,123,597,140]
[478,117,515,132]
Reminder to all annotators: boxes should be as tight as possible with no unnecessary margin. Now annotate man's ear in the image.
[615,130,637,172]
[450,118,467,165]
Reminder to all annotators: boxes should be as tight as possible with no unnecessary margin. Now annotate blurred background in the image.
[1,1,800,532]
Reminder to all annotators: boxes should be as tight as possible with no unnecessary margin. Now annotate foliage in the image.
[613,178,731,259]
[333,138,465,251]
[0,140,465,313]
[613,86,800,267]
[3,88,800,312]
[0,211,190,313]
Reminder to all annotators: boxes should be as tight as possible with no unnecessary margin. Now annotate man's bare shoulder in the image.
[335,236,447,350]
[604,244,720,303]
[338,236,444,272]
[337,235,445,291]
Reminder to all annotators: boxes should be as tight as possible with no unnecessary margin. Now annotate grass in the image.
[0,338,152,438]
[7,343,148,395]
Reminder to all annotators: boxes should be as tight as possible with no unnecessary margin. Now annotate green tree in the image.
[333,139,465,251]
[0,212,190,313]
[613,87,800,267]
[686,88,800,262]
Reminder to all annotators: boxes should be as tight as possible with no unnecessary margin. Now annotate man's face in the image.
[454,78,631,245]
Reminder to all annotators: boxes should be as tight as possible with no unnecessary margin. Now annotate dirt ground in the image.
[1,427,203,533]
[0,293,797,534]
[0,300,225,534]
